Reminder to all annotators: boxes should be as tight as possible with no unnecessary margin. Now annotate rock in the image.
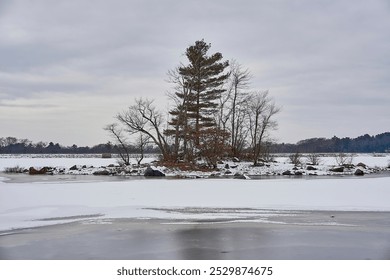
[282,170,292,175]
[29,167,49,175]
[224,164,230,169]
[356,162,367,169]
[354,168,364,176]
[234,173,246,179]
[329,166,344,172]
[307,166,317,171]
[107,164,115,167]
[69,165,78,171]
[294,171,303,176]
[93,170,110,175]
[144,167,165,177]
[224,170,232,175]
[232,157,240,162]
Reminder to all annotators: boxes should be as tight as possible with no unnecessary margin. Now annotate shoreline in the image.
[1,170,390,184]
[1,210,390,260]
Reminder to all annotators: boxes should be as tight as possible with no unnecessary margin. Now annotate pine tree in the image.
[166,40,229,162]
[169,40,229,153]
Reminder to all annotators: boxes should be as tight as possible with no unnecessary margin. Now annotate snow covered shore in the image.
[0,153,389,178]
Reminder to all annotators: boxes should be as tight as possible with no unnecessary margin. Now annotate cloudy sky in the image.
[1,0,389,146]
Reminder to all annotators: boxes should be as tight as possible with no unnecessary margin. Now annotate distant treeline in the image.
[0,137,159,154]
[1,132,389,154]
[272,132,390,153]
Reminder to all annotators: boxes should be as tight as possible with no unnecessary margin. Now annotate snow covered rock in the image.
[330,166,344,172]
[93,170,110,176]
[144,167,165,177]
[69,165,79,171]
[29,167,50,175]
[354,168,364,176]
[234,173,247,179]
[356,162,367,169]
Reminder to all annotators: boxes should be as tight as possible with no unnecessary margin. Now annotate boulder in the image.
[307,166,317,171]
[144,167,165,177]
[329,166,344,172]
[69,165,78,171]
[234,173,247,179]
[356,162,367,169]
[224,164,230,169]
[29,167,49,175]
[93,170,110,175]
[282,170,292,175]
[354,168,364,176]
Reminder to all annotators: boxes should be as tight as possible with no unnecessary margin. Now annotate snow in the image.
[0,154,124,171]
[1,153,389,175]
[0,153,389,231]
[1,175,390,231]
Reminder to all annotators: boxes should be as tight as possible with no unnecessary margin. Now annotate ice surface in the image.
[1,175,389,231]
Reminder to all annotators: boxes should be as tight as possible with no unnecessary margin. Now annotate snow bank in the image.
[1,176,389,231]
[0,154,158,172]
[1,153,388,177]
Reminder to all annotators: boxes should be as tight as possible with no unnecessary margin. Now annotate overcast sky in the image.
[1,0,389,146]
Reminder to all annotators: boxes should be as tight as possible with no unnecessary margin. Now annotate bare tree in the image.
[104,123,131,165]
[334,152,355,166]
[225,60,252,157]
[135,133,151,166]
[247,91,280,165]
[306,153,321,165]
[117,98,172,161]
[289,152,302,166]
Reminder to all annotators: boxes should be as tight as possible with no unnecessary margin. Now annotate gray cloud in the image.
[1,0,389,145]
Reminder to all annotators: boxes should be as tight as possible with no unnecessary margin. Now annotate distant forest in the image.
[272,132,390,153]
[0,137,159,155]
[1,132,389,154]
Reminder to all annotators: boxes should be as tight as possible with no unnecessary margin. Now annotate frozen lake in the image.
[0,154,390,231]
[0,154,390,259]
[1,172,390,231]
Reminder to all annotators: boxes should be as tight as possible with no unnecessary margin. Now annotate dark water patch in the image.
[34,214,104,221]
